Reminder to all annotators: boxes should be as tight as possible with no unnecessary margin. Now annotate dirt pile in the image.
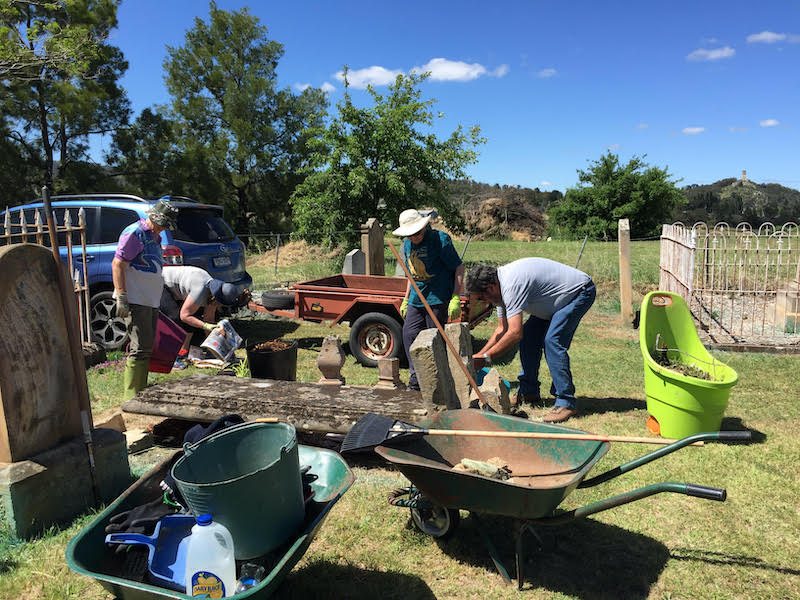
[248,240,344,268]
[462,197,547,240]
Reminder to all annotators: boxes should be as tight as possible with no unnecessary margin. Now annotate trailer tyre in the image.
[349,312,403,367]
[261,289,295,310]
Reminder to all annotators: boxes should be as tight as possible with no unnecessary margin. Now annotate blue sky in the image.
[107,0,800,192]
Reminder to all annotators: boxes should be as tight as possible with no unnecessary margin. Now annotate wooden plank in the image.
[123,374,429,434]
[618,218,633,326]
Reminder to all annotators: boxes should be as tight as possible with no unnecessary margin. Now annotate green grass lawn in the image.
[1,239,798,600]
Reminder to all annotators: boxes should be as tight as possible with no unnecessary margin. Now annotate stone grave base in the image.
[0,428,131,538]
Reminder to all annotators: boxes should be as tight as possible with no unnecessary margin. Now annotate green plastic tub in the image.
[171,421,303,559]
[639,291,738,438]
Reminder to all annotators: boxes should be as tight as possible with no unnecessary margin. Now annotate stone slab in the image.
[409,328,459,410]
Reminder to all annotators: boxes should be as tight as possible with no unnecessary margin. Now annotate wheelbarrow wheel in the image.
[410,496,460,539]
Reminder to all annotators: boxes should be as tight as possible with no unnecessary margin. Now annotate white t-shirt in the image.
[497,257,591,320]
[162,266,213,306]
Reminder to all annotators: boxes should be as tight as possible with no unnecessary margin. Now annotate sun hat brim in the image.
[392,215,430,237]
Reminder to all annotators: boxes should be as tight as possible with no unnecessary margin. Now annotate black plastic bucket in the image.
[246,339,298,380]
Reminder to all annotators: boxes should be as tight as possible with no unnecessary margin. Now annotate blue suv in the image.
[2,194,252,349]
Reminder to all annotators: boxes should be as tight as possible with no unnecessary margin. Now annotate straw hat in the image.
[392,209,430,237]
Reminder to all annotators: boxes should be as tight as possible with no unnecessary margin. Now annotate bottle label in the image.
[190,571,226,598]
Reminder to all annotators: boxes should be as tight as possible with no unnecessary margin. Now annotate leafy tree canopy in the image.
[290,70,485,247]
[548,152,685,240]
[158,1,327,231]
[0,0,129,192]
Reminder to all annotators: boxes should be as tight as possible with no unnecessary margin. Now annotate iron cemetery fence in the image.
[660,222,800,347]
[1,207,93,344]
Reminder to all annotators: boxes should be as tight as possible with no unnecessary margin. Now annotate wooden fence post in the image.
[618,219,633,326]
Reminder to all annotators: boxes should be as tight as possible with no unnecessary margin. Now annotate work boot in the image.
[541,407,578,423]
[123,358,150,401]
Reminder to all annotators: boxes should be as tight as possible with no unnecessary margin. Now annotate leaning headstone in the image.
[0,244,131,537]
[409,328,459,410]
[342,249,366,275]
[444,323,474,408]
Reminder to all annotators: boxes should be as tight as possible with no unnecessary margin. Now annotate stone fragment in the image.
[409,328,458,410]
[375,357,403,389]
[317,334,346,385]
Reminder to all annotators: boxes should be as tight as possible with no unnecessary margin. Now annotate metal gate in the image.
[660,222,800,348]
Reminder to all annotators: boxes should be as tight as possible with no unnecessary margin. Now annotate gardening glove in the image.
[105,496,178,537]
[400,298,408,318]
[448,295,462,321]
[115,292,130,319]
[202,320,224,333]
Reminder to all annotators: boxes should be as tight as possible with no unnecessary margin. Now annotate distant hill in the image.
[675,178,800,226]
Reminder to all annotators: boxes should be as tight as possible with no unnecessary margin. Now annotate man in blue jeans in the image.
[466,258,595,423]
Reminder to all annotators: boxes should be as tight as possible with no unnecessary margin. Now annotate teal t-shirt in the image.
[403,228,462,307]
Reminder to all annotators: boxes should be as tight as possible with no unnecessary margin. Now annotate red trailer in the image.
[250,274,490,367]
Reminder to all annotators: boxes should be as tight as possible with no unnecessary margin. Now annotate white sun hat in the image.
[392,209,431,237]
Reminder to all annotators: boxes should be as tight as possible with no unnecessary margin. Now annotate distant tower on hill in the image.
[742,170,747,182]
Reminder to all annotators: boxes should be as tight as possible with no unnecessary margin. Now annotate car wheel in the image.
[348,312,403,367]
[90,290,130,350]
[261,289,295,310]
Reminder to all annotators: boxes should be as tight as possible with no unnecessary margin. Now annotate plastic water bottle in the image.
[184,514,236,597]
[234,563,265,593]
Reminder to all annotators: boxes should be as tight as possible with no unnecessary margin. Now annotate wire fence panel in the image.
[660,222,800,347]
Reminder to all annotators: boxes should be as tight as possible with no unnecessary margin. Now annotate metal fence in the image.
[660,222,800,347]
[1,206,93,344]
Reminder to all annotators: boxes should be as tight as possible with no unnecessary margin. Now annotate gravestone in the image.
[0,244,130,537]
[342,249,366,275]
[409,328,459,410]
[360,218,385,276]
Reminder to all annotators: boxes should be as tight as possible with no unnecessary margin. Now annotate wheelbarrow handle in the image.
[685,484,727,502]
[717,431,752,441]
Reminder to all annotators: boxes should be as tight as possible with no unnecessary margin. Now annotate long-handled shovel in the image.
[340,413,714,453]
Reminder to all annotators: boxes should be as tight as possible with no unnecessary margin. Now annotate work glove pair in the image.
[400,295,461,321]
[202,321,224,333]
[115,292,130,319]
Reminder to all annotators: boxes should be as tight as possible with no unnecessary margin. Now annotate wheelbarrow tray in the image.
[66,445,354,599]
[375,409,609,520]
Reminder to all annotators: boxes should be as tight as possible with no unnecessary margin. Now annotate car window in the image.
[172,209,236,243]
[98,207,140,244]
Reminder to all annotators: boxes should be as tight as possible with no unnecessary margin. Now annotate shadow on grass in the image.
[272,560,436,599]
[720,416,768,444]
[580,396,647,415]
[429,514,669,598]
[669,547,800,576]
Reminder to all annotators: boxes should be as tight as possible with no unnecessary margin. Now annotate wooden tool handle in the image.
[418,429,703,446]
[387,239,487,407]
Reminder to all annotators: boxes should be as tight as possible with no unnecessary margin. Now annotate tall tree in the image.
[162,2,327,231]
[548,152,685,240]
[0,0,130,191]
[291,70,485,247]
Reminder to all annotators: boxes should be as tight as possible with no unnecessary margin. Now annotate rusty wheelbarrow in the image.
[375,409,749,589]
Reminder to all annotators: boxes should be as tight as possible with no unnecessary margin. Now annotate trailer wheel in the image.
[261,289,295,310]
[410,492,460,539]
[349,312,403,367]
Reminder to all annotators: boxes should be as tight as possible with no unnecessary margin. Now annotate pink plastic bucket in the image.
[149,313,188,373]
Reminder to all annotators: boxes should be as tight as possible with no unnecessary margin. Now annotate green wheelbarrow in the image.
[377,409,749,590]
[66,445,354,599]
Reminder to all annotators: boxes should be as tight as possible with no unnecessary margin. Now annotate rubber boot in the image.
[123,358,150,401]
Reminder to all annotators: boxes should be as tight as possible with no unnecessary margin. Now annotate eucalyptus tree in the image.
[291,71,485,247]
[0,0,129,191]
[163,2,327,231]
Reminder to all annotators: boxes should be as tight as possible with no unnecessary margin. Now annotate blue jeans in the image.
[403,303,449,389]
[517,282,596,410]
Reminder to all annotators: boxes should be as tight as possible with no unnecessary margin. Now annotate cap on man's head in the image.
[392,209,430,237]
[147,197,179,230]
[208,279,239,307]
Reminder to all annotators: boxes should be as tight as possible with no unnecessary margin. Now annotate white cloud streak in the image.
[294,83,311,92]
[411,58,487,81]
[682,127,705,135]
[729,126,748,132]
[747,31,786,43]
[336,66,404,89]
[321,82,335,94]
[759,119,780,127]
[686,46,735,61]
[537,68,557,78]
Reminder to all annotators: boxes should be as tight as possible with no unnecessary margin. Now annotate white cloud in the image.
[759,119,780,127]
[336,66,404,89]
[321,82,335,94]
[636,123,648,130]
[686,46,735,61]
[411,58,487,81]
[608,143,620,151]
[537,68,557,78]
[747,31,786,43]
[682,127,705,135]
[294,83,311,92]
[490,64,510,78]
[729,126,748,132]
[540,180,551,188]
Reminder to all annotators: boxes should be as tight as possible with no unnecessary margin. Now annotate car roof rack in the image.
[43,193,151,203]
